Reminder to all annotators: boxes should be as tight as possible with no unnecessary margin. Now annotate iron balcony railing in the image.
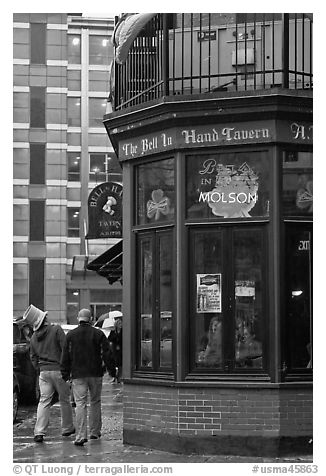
[113,13,312,111]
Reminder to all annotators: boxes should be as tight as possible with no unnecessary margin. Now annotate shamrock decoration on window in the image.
[146,189,171,220]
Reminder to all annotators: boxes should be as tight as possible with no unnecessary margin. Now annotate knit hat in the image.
[23,304,48,331]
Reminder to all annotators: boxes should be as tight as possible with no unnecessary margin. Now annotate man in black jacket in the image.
[61,308,112,446]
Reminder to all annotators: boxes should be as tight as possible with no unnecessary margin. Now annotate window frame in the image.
[135,228,175,375]
[29,200,45,241]
[187,224,268,378]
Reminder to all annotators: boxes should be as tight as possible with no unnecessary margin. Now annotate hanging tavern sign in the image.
[86,182,123,239]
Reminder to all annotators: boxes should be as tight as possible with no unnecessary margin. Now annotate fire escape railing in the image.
[113,13,313,111]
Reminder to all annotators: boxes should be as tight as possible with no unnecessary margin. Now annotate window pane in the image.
[89,153,106,182]
[29,259,44,310]
[30,200,45,241]
[193,231,223,368]
[68,97,81,127]
[89,98,107,127]
[137,158,175,225]
[30,143,45,184]
[140,238,153,368]
[68,207,80,237]
[68,70,81,91]
[159,234,173,368]
[285,225,312,370]
[31,23,46,64]
[282,151,313,217]
[234,229,263,369]
[186,151,270,219]
[67,152,81,181]
[89,35,112,65]
[68,34,81,64]
[30,87,45,128]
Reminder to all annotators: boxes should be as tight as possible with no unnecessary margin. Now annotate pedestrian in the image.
[107,311,123,383]
[24,304,75,443]
[60,308,112,446]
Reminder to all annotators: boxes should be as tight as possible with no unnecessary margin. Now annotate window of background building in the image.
[30,143,45,184]
[30,87,45,128]
[67,152,81,181]
[68,97,81,127]
[89,153,121,182]
[89,70,109,92]
[30,200,45,241]
[29,259,45,311]
[89,35,112,65]
[68,34,81,64]
[68,207,80,237]
[68,70,81,91]
[89,97,107,127]
[30,23,46,64]
[66,288,80,324]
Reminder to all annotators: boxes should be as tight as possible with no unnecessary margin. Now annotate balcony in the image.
[112,13,313,112]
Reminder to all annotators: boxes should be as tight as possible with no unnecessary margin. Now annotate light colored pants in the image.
[34,370,74,436]
[72,377,103,441]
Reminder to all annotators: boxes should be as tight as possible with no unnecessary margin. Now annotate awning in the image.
[87,240,122,284]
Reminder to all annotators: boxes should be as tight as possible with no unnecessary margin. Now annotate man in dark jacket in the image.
[25,304,75,443]
[61,308,112,446]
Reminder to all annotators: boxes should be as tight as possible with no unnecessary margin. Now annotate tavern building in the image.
[99,13,313,457]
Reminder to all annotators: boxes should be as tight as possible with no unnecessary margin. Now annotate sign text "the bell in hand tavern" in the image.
[119,121,312,159]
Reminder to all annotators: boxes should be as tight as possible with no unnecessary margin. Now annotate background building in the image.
[13,13,121,323]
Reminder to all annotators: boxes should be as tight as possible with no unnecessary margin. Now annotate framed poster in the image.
[196,274,222,313]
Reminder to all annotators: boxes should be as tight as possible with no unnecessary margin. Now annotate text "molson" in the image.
[199,191,258,204]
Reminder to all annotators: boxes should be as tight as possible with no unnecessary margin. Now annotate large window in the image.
[282,151,313,217]
[89,35,112,65]
[30,87,45,128]
[186,151,270,219]
[68,97,81,127]
[67,207,80,237]
[67,152,81,182]
[89,153,121,182]
[30,200,45,241]
[284,223,312,374]
[68,34,81,64]
[137,158,175,225]
[89,97,107,127]
[191,226,265,373]
[30,143,45,184]
[30,23,46,64]
[137,231,173,370]
[29,259,44,310]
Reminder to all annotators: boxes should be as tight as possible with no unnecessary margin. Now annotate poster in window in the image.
[196,274,222,313]
[235,280,255,297]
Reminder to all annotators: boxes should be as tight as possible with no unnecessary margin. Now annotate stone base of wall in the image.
[124,429,312,457]
[123,382,313,457]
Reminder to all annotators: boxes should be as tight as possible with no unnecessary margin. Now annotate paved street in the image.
[13,380,313,465]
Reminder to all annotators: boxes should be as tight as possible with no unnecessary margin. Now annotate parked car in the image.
[13,372,20,422]
[13,316,39,404]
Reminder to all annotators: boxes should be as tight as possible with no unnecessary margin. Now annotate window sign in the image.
[137,158,175,225]
[196,274,222,313]
[282,151,313,217]
[186,151,269,219]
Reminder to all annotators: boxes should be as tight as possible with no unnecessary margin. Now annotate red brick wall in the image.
[123,384,312,438]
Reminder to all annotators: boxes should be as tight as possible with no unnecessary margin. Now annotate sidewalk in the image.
[13,381,313,464]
